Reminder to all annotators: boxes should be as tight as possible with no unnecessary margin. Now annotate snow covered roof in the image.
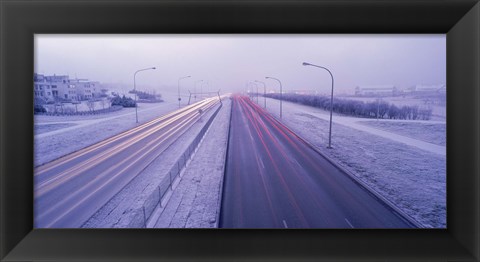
[356,85,396,91]
[414,84,446,91]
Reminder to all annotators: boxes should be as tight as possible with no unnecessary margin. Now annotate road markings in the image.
[291,159,301,167]
[259,158,265,169]
[345,218,354,228]
[282,220,288,228]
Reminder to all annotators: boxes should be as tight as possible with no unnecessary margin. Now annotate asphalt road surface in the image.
[220,95,416,228]
[34,97,220,228]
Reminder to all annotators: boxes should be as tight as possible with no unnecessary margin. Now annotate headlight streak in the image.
[35,99,214,175]
[35,109,200,198]
[38,109,202,226]
[35,98,217,195]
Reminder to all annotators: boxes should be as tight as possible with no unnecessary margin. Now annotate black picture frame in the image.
[1,0,479,261]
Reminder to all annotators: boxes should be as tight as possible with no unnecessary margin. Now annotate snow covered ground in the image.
[357,120,446,146]
[260,97,446,228]
[34,123,77,135]
[151,98,231,228]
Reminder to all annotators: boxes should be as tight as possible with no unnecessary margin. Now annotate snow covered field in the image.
[358,120,446,146]
[34,123,77,135]
[261,97,446,228]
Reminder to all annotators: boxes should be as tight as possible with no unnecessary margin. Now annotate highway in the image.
[34,97,220,228]
[220,95,416,228]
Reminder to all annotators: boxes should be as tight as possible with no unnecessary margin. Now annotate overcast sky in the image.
[35,34,446,95]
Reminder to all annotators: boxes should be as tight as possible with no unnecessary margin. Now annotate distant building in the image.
[288,90,319,95]
[410,84,446,95]
[355,85,398,97]
[34,73,101,101]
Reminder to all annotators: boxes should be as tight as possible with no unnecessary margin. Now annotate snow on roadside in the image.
[260,97,446,228]
[35,123,77,135]
[357,120,446,146]
[82,101,222,228]
[153,98,231,228]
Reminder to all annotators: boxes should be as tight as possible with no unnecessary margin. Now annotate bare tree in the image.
[87,99,95,112]
[100,98,106,110]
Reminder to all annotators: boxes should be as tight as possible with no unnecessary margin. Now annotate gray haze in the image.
[35,34,446,95]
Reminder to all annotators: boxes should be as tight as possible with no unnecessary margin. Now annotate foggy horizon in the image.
[34,34,446,95]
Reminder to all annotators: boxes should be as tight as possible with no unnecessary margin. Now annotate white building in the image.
[70,79,100,100]
[355,85,398,97]
[410,84,446,95]
[289,90,319,95]
[34,74,101,101]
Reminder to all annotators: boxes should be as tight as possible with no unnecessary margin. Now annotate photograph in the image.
[33,34,446,229]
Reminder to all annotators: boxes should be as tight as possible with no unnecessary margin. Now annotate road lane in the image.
[34,97,220,228]
[220,95,416,228]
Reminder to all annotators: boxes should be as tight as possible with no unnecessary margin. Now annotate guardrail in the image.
[127,102,223,227]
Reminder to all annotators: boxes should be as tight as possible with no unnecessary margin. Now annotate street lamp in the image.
[250,82,259,104]
[194,80,203,102]
[302,62,334,148]
[255,80,266,108]
[376,97,380,121]
[201,80,209,99]
[247,82,254,100]
[178,75,191,108]
[265,76,282,119]
[134,67,156,123]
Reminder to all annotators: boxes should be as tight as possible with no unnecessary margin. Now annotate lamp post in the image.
[194,80,203,102]
[255,80,266,108]
[248,82,254,100]
[302,62,334,149]
[134,67,156,123]
[201,80,208,99]
[250,82,259,104]
[265,76,282,119]
[247,82,254,100]
[178,76,191,108]
[376,97,380,121]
